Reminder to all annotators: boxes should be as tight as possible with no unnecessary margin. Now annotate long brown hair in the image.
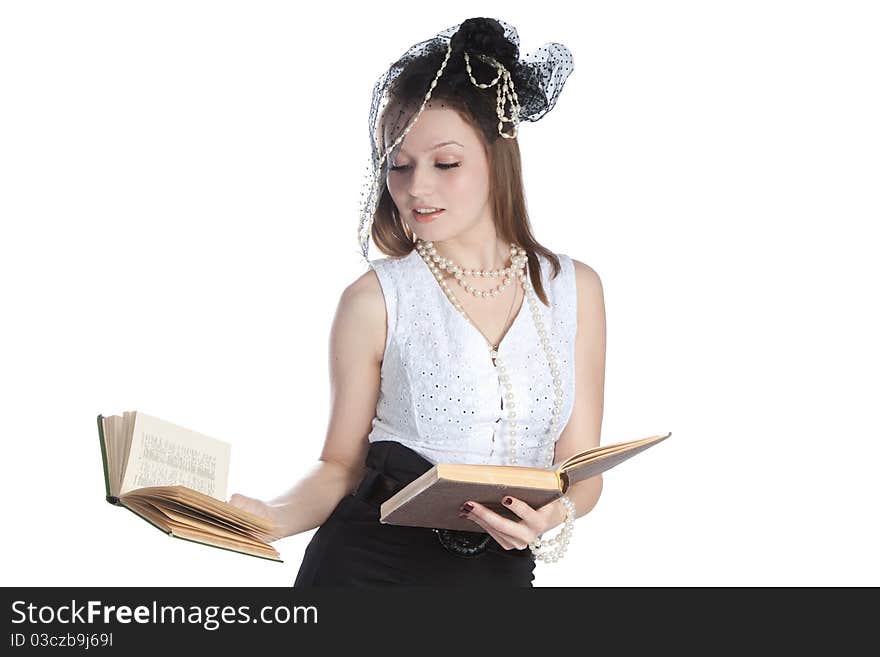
[370,89,561,307]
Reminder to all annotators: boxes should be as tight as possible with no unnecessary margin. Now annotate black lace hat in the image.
[357,17,574,262]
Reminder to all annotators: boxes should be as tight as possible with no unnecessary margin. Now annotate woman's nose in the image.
[407,165,435,199]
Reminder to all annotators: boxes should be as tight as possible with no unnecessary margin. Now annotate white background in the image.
[1,1,877,587]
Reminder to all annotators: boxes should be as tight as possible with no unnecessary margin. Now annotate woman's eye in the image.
[389,163,461,172]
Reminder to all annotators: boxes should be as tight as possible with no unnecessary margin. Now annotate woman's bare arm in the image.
[542,259,607,528]
[228,268,387,539]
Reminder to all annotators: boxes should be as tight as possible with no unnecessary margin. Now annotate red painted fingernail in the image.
[461,502,473,512]
[503,497,512,506]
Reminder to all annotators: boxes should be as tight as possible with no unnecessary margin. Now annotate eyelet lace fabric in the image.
[367,249,577,468]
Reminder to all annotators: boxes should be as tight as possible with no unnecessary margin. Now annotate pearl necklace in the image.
[425,240,528,300]
[414,238,574,562]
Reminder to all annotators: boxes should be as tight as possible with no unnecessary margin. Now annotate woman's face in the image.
[384,105,492,243]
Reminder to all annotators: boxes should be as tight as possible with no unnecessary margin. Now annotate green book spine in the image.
[96,413,119,505]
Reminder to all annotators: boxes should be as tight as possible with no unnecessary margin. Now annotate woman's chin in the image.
[410,223,457,243]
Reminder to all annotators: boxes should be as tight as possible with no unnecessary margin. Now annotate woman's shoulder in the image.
[340,252,414,355]
[348,254,407,309]
[559,254,603,322]
[567,256,601,290]
[547,251,599,283]
[368,250,415,276]
[541,251,602,315]
[335,269,389,364]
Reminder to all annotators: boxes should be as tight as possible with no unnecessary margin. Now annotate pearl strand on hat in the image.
[464,52,522,139]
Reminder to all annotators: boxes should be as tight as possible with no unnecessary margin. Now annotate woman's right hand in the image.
[227,493,285,541]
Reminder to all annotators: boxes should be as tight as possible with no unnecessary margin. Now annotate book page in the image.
[119,412,231,500]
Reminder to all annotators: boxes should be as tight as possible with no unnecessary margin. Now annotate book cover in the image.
[380,432,671,531]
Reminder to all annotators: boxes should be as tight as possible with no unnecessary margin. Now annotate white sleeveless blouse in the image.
[366,248,578,469]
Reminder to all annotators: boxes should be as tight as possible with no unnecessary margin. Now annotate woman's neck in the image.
[425,236,513,272]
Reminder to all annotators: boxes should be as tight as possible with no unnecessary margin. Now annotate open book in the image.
[380,432,671,532]
[97,410,282,562]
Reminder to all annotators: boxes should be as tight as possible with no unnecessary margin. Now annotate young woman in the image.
[229,17,606,587]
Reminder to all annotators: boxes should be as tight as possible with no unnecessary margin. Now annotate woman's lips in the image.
[413,209,445,223]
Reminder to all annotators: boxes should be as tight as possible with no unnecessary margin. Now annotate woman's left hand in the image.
[458,496,557,550]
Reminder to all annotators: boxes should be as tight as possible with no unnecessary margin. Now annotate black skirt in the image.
[293,440,536,587]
